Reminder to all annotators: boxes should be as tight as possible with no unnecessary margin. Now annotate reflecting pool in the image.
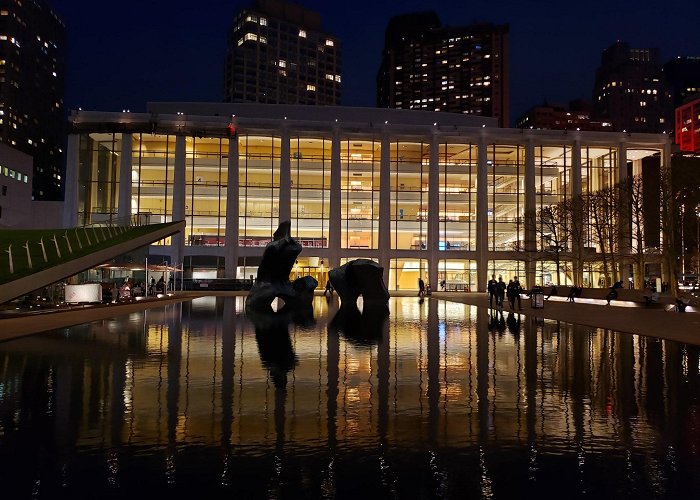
[1,297,700,499]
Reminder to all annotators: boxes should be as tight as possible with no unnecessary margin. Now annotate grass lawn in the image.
[0,222,180,285]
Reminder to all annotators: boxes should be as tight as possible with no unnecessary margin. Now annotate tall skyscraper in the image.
[0,0,65,200]
[224,0,341,105]
[377,12,509,127]
[592,41,670,133]
[663,56,700,109]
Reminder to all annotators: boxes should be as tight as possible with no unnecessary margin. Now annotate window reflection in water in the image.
[0,296,698,497]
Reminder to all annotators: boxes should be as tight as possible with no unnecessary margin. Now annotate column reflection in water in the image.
[1,297,700,497]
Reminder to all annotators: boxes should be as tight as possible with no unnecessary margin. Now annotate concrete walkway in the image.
[431,292,700,346]
[2,290,699,347]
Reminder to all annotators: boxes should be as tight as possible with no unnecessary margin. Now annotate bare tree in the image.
[533,203,570,285]
[626,175,647,289]
[562,193,588,287]
[589,186,620,286]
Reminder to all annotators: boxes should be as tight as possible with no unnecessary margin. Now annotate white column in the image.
[329,127,342,270]
[117,133,133,221]
[572,140,582,197]
[224,136,239,279]
[279,126,291,225]
[524,139,536,288]
[618,141,631,284]
[172,135,186,270]
[476,133,488,291]
[63,134,80,228]
[428,133,440,290]
[571,140,583,285]
[378,131,391,284]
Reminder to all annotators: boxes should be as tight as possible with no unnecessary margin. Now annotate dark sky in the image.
[51,0,700,126]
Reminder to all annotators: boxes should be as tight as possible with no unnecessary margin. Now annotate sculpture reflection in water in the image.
[327,259,390,346]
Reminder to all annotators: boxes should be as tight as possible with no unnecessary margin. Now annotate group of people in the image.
[148,275,168,295]
[487,275,524,311]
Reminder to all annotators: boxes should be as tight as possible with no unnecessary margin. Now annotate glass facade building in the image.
[65,103,669,291]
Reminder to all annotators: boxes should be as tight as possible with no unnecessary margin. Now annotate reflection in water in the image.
[1,296,700,498]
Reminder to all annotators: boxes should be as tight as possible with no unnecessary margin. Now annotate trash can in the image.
[531,289,544,309]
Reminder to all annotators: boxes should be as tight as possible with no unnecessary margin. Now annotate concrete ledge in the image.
[0,292,202,342]
[433,292,700,346]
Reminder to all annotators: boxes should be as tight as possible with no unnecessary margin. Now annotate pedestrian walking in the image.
[418,278,426,298]
[508,276,523,310]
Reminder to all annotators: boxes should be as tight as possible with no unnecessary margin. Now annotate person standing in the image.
[418,278,426,298]
[496,276,506,310]
[487,274,498,308]
[511,276,523,310]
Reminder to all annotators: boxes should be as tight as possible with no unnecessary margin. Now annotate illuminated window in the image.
[306,84,316,91]
[299,29,307,38]
[325,39,334,47]
[334,75,341,83]
[244,33,258,42]
[259,17,267,26]
[279,59,286,68]
[326,73,334,81]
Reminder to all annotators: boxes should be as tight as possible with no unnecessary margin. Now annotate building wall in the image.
[65,105,669,291]
[224,1,341,105]
[0,142,32,227]
[0,0,66,200]
[377,14,509,127]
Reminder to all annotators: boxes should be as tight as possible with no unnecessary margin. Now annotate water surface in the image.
[1,297,699,499]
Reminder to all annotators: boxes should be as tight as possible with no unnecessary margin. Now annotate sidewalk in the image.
[432,292,700,346]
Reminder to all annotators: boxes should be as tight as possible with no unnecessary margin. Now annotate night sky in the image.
[51,0,700,126]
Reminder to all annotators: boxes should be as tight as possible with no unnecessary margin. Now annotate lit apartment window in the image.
[325,39,334,47]
[326,73,334,81]
[259,36,267,44]
[279,59,286,68]
[260,17,267,26]
[246,14,258,23]
[334,75,341,83]
[299,30,307,38]
[244,33,258,42]
[306,84,316,91]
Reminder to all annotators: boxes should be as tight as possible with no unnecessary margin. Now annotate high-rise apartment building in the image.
[663,56,700,109]
[592,41,670,133]
[0,0,65,200]
[377,12,509,127]
[224,0,341,105]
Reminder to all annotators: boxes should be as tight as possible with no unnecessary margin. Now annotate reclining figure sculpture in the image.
[245,220,317,314]
[328,259,390,308]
